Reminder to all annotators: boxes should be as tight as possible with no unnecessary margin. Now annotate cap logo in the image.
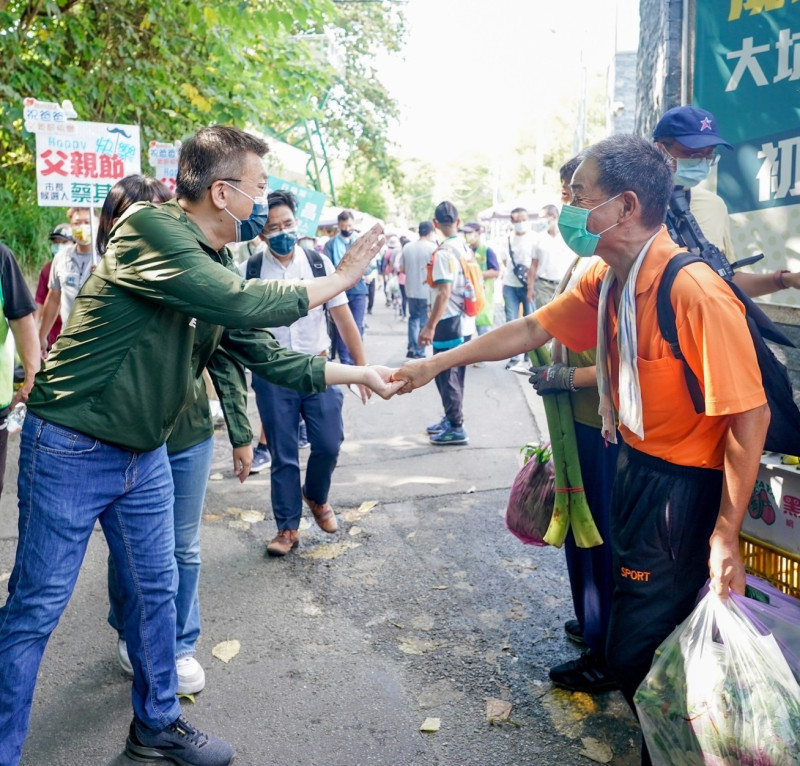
[699,116,713,131]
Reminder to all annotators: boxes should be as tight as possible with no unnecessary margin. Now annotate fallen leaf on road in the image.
[349,526,363,536]
[301,541,361,560]
[431,585,448,590]
[203,513,221,522]
[238,510,265,523]
[227,520,250,531]
[342,500,378,523]
[209,473,224,482]
[485,698,513,723]
[212,639,240,663]
[177,693,195,703]
[579,737,613,763]
[419,717,440,732]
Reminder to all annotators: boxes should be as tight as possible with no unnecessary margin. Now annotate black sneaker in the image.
[564,618,587,646]
[126,716,235,765]
[549,652,618,694]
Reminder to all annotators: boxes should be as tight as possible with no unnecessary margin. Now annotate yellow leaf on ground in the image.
[579,737,613,763]
[419,717,440,732]
[238,510,265,523]
[300,541,360,560]
[342,500,378,522]
[203,513,221,522]
[485,698,513,722]
[212,639,240,664]
[177,693,195,703]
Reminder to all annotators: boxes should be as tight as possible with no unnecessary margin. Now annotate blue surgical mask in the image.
[221,181,269,242]
[267,229,299,256]
[557,194,622,257]
[673,157,712,188]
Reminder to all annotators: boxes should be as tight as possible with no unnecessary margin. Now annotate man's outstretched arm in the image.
[394,314,553,393]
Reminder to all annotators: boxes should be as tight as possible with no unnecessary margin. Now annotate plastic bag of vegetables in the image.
[505,443,555,546]
[634,590,800,765]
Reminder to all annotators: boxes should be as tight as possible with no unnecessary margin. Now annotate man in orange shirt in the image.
[394,134,769,765]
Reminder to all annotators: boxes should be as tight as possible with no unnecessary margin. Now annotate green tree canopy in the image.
[0,0,405,270]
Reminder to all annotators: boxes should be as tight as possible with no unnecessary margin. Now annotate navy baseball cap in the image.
[653,106,733,150]
[418,221,434,236]
[459,222,482,233]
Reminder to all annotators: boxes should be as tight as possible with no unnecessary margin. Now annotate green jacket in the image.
[28,199,323,452]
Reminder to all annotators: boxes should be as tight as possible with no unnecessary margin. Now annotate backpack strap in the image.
[656,252,706,414]
[245,252,262,280]
[301,245,327,278]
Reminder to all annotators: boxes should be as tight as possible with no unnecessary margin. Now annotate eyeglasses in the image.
[208,178,242,189]
[263,220,297,235]
[663,145,720,165]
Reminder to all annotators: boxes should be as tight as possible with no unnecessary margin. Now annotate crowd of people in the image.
[0,104,799,766]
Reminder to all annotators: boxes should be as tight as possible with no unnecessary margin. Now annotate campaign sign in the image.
[34,121,141,207]
[148,140,181,194]
[267,176,327,238]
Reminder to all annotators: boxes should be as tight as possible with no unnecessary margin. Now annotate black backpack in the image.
[245,244,337,358]
[656,252,800,455]
[246,244,326,281]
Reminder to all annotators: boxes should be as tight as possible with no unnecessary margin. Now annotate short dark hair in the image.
[559,155,582,185]
[175,126,268,202]
[418,221,433,237]
[540,204,559,219]
[97,175,172,254]
[338,209,354,223]
[267,189,297,215]
[582,135,673,229]
[510,207,527,217]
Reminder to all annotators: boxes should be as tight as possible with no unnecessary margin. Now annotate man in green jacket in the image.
[0,125,386,766]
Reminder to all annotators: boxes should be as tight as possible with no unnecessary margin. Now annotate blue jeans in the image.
[252,377,344,530]
[503,284,533,362]
[336,294,367,365]
[0,414,180,764]
[407,297,429,357]
[108,436,214,659]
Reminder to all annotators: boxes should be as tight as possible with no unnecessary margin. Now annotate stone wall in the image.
[635,0,686,137]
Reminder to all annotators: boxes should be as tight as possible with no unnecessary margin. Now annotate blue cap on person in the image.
[653,106,734,151]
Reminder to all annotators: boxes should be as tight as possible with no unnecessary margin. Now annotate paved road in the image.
[0,297,641,765]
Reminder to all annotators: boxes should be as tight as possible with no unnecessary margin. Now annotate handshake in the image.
[351,360,579,401]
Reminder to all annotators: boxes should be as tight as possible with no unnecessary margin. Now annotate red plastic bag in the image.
[505,444,555,546]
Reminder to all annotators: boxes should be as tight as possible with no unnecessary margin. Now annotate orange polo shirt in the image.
[536,227,766,470]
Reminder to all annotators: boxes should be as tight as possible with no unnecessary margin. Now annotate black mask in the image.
[339,229,353,238]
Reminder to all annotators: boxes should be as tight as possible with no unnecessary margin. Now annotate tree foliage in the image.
[0,0,405,271]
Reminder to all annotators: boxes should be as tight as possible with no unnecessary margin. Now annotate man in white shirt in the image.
[399,221,435,358]
[242,190,370,556]
[532,204,575,307]
[502,207,536,370]
[37,206,93,356]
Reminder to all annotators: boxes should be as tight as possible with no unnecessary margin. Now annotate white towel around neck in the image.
[596,232,660,443]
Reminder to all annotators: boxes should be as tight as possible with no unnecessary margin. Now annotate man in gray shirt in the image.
[399,221,436,358]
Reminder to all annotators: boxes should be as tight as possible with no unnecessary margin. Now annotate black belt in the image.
[536,277,560,284]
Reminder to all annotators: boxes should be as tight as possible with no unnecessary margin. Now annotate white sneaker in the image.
[118,641,206,695]
[177,655,206,695]
[117,638,134,677]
